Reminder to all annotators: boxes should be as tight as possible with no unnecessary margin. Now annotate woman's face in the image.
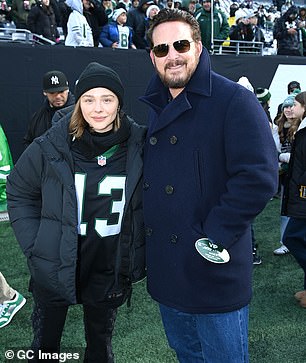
[291,100,305,120]
[283,106,293,119]
[80,87,119,133]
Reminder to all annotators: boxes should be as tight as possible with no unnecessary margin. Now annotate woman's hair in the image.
[276,112,300,144]
[69,99,121,139]
[146,8,202,47]
[295,91,306,120]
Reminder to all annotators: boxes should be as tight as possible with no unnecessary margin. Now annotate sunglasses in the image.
[152,39,194,58]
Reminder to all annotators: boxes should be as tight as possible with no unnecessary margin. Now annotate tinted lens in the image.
[173,40,191,53]
[152,40,192,57]
[152,43,169,57]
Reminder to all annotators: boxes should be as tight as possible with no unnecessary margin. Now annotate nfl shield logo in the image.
[97,155,106,166]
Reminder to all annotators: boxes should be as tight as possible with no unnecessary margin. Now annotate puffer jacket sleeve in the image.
[6,141,43,258]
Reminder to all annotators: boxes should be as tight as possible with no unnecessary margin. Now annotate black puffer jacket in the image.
[27,0,59,41]
[7,115,147,306]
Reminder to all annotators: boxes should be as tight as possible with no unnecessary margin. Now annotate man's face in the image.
[44,89,69,108]
[83,0,91,10]
[150,21,202,98]
[202,1,211,11]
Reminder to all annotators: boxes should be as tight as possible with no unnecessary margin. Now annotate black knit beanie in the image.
[74,62,124,106]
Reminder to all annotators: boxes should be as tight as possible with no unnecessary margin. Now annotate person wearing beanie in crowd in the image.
[24,70,75,147]
[273,5,302,56]
[6,62,146,362]
[273,93,302,256]
[99,7,136,48]
[256,87,272,125]
[282,91,306,308]
[274,80,301,124]
[135,3,159,49]
[126,0,155,48]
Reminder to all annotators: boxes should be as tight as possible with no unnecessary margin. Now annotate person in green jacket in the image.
[195,0,229,53]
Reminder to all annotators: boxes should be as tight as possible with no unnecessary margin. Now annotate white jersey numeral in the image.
[75,174,126,237]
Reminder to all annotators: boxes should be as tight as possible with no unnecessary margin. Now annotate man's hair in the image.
[146,8,201,48]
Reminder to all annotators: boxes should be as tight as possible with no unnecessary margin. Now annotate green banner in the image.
[0,125,13,212]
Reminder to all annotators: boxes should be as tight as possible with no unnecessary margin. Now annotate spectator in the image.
[141,8,278,362]
[126,0,154,48]
[273,94,302,256]
[0,272,26,329]
[274,80,301,123]
[10,0,36,29]
[7,61,146,362]
[82,0,107,46]
[24,70,75,147]
[256,87,272,125]
[273,5,302,56]
[195,0,230,53]
[282,91,306,308]
[65,0,93,46]
[229,7,253,47]
[298,7,306,56]
[247,9,265,43]
[101,0,114,21]
[99,7,136,48]
[27,0,60,42]
[135,3,159,49]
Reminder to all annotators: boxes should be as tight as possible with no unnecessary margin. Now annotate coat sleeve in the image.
[6,142,43,257]
[203,87,279,249]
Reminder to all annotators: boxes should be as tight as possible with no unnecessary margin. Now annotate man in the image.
[140,9,278,362]
[273,5,302,56]
[24,70,75,147]
[195,0,229,53]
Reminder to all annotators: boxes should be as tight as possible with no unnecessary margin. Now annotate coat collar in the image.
[139,48,212,133]
[140,48,212,109]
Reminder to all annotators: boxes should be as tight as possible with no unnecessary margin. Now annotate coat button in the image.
[170,234,178,243]
[143,182,150,190]
[165,185,174,194]
[149,136,157,145]
[170,136,178,144]
[146,227,153,237]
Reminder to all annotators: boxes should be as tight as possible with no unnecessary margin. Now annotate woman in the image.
[282,91,306,308]
[7,62,146,362]
[27,0,60,42]
[273,95,301,255]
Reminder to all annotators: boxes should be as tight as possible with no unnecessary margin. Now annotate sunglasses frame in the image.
[152,39,194,58]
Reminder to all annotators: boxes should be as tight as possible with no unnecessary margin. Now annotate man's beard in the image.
[157,60,193,89]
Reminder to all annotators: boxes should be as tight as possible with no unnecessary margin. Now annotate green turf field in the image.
[1,198,306,362]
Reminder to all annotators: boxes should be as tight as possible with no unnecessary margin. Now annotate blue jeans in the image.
[159,304,249,363]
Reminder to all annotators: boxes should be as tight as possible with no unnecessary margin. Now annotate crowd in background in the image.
[0,0,305,55]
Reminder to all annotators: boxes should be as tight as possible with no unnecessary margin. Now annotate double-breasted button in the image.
[170,136,178,145]
[146,227,153,237]
[165,185,174,194]
[149,136,157,145]
[143,182,150,190]
[170,234,178,243]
